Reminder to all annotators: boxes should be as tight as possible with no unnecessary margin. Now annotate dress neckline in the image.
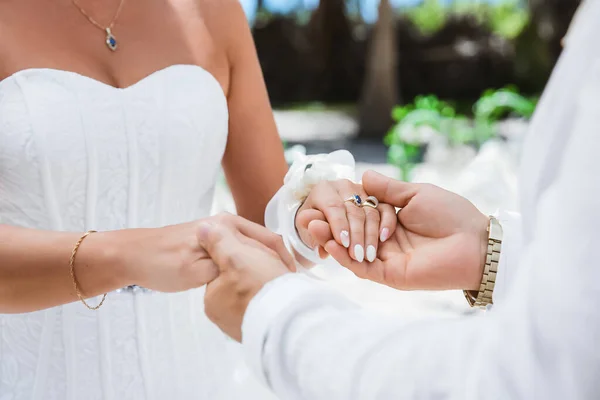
[0,64,226,97]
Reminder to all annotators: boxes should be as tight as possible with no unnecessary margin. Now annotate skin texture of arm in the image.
[0,226,127,313]
[205,0,289,226]
[0,214,295,314]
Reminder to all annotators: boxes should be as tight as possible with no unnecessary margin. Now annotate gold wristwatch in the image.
[463,216,503,308]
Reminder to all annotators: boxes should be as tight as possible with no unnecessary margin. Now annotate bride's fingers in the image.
[324,240,383,281]
[363,206,381,262]
[303,182,351,248]
[308,219,333,244]
[236,233,297,272]
[345,201,366,262]
[326,240,405,287]
[307,219,332,258]
[377,203,397,243]
[332,179,368,262]
[211,213,296,271]
[296,208,327,248]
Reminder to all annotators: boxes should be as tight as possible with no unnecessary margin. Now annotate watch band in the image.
[464,216,503,308]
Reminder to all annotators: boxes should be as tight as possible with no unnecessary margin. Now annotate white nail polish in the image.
[354,244,364,262]
[341,231,350,248]
[366,245,376,262]
[380,228,390,242]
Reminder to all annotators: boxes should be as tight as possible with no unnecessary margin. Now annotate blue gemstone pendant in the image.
[105,27,118,51]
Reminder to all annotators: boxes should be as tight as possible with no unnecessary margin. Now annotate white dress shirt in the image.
[242,1,600,398]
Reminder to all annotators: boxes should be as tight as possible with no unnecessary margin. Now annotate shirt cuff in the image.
[493,210,523,305]
[241,273,322,387]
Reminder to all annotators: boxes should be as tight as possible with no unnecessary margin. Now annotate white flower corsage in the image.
[264,150,356,268]
[283,150,356,201]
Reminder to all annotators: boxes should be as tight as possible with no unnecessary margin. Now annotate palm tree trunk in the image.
[358,0,398,139]
[308,0,357,101]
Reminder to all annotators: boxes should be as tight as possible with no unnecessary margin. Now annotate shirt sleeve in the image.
[492,210,523,305]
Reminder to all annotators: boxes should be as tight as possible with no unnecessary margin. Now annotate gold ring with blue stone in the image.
[344,194,363,207]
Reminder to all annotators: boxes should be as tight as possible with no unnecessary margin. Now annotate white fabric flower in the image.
[283,150,356,201]
[264,150,356,272]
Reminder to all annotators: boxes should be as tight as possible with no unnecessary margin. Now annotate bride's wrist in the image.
[71,230,134,292]
[109,228,169,287]
[265,150,356,265]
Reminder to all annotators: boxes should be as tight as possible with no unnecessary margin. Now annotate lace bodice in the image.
[0,65,275,399]
[0,64,228,231]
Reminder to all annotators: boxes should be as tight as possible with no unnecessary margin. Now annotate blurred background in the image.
[215,0,581,318]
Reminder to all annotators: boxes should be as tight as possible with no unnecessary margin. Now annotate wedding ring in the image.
[344,194,363,207]
[362,196,379,209]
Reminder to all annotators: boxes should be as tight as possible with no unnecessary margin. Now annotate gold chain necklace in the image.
[71,0,126,51]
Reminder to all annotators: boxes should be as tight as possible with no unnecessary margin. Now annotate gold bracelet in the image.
[69,230,107,310]
[463,216,503,309]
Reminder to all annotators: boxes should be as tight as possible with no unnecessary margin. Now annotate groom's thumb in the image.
[196,222,238,269]
[362,170,417,208]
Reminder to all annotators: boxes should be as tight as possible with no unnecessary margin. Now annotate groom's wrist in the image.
[463,214,491,292]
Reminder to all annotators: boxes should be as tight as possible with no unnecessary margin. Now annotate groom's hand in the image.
[199,222,291,342]
[310,171,490,291]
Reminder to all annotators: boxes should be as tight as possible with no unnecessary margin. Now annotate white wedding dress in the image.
[0,65,276,399]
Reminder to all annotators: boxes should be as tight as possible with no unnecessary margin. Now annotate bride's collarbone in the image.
[0,1,229,90]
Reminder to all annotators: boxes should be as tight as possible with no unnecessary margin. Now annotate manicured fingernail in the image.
[380,228,390,242]
[341,231,350,248]
[354,244,364,262]
[366,245,376,262]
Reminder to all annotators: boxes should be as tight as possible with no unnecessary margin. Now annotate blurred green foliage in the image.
[473,85,537,121]
[472,85,538,140]
[405,0,529,39]
[406,0,447,34]
[385,87,537,180]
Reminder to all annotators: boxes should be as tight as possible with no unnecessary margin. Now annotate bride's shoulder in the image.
[197,0,248,29]
[196,0,253,55]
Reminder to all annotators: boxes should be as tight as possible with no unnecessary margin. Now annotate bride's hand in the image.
[295,179,397,262]
[111,213,295,292]
[310,171,489,291]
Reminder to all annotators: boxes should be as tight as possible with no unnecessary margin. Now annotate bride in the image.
[0,0,398,398]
